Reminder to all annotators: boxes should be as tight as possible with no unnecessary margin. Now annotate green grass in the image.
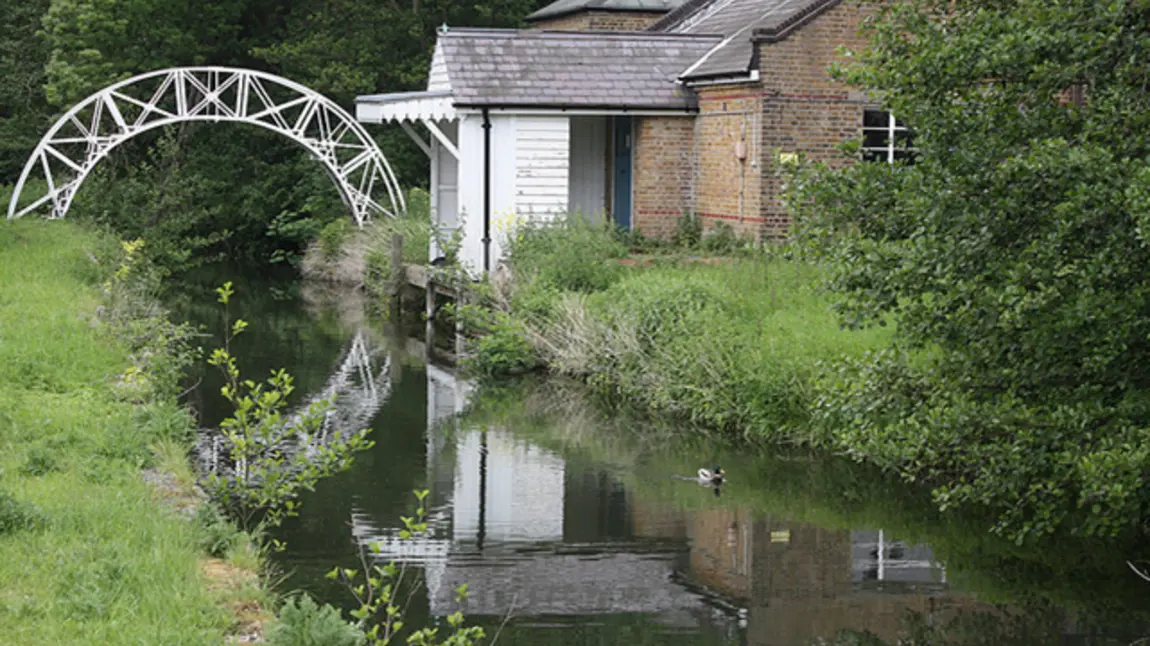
[0,219,231,645]
[495,249,892,440]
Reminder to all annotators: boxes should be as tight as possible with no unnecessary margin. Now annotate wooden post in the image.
[384,320,403,386]
[425,281,436,360]
[454,292,465,360]
[390,233,404,318]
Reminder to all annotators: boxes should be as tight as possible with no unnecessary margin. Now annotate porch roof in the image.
[436,28,720,110]
[356,90,457,124]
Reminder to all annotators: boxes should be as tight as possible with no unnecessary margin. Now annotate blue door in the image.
[612,116,632,230]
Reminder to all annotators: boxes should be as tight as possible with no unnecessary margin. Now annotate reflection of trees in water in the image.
[464,379,1150,641]
[815,602,1149,646]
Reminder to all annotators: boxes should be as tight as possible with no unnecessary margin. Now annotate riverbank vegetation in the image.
[786,0,1150,547]
[460,0,1150,550]
[460,221,891,437]
[461,209,1150,549]
[0,219,255,644]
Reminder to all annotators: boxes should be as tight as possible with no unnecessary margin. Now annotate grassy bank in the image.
[0,220,253,644]
[464,221,891,441]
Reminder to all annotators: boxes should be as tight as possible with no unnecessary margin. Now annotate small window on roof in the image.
[862,109,918,164]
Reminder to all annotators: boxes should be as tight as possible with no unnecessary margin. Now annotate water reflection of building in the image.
[678,508,983,645]
[354,363,736,634]
[353,361,979,644]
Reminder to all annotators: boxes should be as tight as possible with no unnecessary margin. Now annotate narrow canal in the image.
[169,268,1150,645]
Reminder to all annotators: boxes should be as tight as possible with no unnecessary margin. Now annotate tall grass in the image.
[473,222,892,442]
[0,220,231,644]
[531,259,891,439]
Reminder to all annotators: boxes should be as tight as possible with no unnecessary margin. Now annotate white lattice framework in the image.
[7,67,405,224]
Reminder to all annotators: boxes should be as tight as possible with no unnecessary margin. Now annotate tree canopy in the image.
[0,0,548,269]
[791,0,1150,544]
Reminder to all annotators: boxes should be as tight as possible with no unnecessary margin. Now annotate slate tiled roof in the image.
[437,28,722,109]
[652,0,842,80]
[526,0,686,22]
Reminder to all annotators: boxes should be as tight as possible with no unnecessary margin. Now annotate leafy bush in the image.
[507,218,628,293]
[700,221,740,254]
[195,503,241,558]
[673,212,702,248]
[317,219,353,261]
[19,445,60,477]
[266,594,364,646]
[458,303,539,378]
[0,490,44,535]
[784,0,1150,542]
[204,282,375,536]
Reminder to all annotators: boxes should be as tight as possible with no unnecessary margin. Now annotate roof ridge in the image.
[752,0,842,43]
[526,0,684,23]
[647,0,715,31]
[442,27,721,41]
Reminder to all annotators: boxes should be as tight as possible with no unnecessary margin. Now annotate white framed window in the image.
[862,109,917,164]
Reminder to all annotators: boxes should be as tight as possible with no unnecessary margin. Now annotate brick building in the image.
[356,0,899,274]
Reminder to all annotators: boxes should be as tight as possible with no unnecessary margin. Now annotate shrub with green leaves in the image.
[507,218,628,293]
[317,219,353,261]
[266,594,365,646]
[203,281,374,539]
[0,489,43,535]
[331,490,485,646]
[787,0,1150,543]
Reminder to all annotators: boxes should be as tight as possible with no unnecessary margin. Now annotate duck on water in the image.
[673,466,726,497]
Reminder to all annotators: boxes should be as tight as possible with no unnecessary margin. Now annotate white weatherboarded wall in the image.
[456,113,517,275]
[515,116,569,220]
[568,117,608,224]
[429,120,458,262]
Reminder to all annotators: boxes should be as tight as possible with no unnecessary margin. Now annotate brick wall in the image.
[693,84,765,239]
[632,116,694,239]
[756,1,876,238]
[529,11,664,31]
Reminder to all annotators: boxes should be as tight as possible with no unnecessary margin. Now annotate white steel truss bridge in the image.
[6,67,404,224]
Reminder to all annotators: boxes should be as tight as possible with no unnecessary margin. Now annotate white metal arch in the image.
[7,67,405,224]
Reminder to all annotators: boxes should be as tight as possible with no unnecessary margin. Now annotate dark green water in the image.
[172,268,1150,646]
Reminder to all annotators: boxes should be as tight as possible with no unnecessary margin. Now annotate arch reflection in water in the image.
[195,328,392,479]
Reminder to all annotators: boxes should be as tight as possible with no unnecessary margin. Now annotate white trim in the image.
[457,107,695,117]
[682,70,760,87]
[679,33,738,79]
[400,121,433,158]
[862,109,915,164]
[422,118,460,159]
[356,91,457,124]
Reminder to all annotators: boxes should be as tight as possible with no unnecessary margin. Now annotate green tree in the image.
[0,0,52,182]
[789,0,1150,544]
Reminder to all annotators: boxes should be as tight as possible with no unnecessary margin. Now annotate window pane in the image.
[862,149,887,163]
[895,130,914,146]
[864,110,889,128]
[863,130,889,148]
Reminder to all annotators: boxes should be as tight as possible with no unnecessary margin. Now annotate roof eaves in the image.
[751,0,842,44]
[453,101,699,112]
[357,89,453,103]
